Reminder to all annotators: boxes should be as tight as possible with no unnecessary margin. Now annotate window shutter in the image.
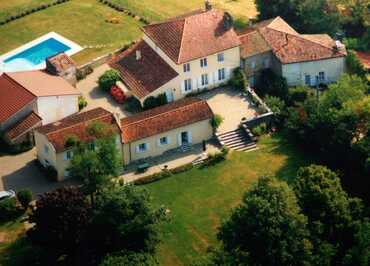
[181,80,185,94]
[214,71,219,83]
[146,143,150,150]
[198,76,202,88]
[167,136,171,145]
[192,79,197,91]
[157,138,161,147]
[188,131,192,144]
[63,152,67,161]
[177,134,182,146]
[226,68,231,80]
[136,145,140,153]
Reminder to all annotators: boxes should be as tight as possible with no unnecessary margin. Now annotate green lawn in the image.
[0,0,256,65]
[0,0,144,65]
[110,0,257,22]
[0,0,53,21]
[144,134,314,266]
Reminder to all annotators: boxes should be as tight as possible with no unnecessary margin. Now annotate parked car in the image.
[0,190,16,202]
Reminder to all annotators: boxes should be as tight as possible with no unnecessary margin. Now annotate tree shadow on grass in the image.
[263,133,318,184]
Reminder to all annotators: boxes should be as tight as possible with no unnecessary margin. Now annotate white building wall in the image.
[282,57,345,86]
[142,34,240,101]
[37,95,78,125]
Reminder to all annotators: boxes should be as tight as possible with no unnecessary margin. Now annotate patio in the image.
[120,141,220,184]
[199,87,259,133]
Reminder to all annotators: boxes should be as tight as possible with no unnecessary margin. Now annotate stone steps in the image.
[216,128,256,152]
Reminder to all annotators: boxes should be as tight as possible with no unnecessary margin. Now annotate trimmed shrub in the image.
[98,69,120,92]
[0,198,18,221]
[287,86,311,106]
[17,189,33,210]
[251,123,267,137]
[45,166,58,181]
[229,67,247,91]
[143,93,167,110]
[78,95,88,111]
[211,114,224,130]
[124,97,142,113]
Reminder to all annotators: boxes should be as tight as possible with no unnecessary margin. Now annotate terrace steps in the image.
[216,128,256,152]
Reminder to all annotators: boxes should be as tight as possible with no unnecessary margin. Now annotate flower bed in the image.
[110,85,125,104]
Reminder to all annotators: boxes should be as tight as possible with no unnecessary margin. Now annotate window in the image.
[318,71,325,82]
[65,150,73,160]
[251,61,256,69]
[88,142,95,151]
[184,79,192,92]
[217,53,224,62]
[64,170,70,177]
[305,75,311,85]
[137,143,147,153]
[218,68,225,81]
[200,58,208,68]
[159,136,168,145]
[44,145,49,154]
[201,73,209,86]
[183,63,190,72]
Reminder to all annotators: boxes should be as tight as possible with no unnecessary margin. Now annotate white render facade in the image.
[37,95,78,125]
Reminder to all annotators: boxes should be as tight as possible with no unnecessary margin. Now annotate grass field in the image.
[0,0,256,65]
[145,134,314,265]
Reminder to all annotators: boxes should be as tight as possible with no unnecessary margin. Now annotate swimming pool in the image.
[0,32,83,72]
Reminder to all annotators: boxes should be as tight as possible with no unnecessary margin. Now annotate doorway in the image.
[181,131,189,144]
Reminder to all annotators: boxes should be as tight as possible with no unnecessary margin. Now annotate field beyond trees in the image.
[0,0,256,65]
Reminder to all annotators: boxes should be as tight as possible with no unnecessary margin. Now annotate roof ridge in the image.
[2,73,37,98]
[121,99,201,128]
[299,34,338,50]
[177,17,187,64]
[43,110,112,136]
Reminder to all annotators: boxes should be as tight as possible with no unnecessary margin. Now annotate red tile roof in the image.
[238,30,271,58]
[120,97,213,143]
[110,40,179,99]
[46,52,76,74]
[0,73,36,123]
[5,111,42,141]
[7,70,80,97]
[355,51,370,70]
[239,17,346,63]
[142,9,241,64]
[36,108,120,152]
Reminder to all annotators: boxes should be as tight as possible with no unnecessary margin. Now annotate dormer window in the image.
[200,58,208,68]
[183,63,190,72]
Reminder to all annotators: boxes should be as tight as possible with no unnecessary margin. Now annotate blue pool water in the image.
[2,38,71,72]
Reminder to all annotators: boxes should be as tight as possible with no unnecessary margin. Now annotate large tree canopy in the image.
[218,177,312,266]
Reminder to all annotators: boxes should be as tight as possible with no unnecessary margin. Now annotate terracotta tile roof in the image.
[120,98,213,143]
[238,30,271,58]
[7,70,80,97]
[0,73,36,123]
[355,51,370,70]
[110,40,179,99]
[142,9,241,64]
[5,111,42,141]
[46,52,76,74]
[239,16,346,63]
[36,108,120,152]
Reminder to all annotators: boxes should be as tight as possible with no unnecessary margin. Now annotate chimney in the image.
[205,1,212,11]
[223,12,233,30]
[136,50,141,60]
[248,16,253,27]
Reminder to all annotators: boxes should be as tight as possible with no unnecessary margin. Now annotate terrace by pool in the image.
[0,32,83,72]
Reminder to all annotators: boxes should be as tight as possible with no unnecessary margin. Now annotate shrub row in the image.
[0,0,70,26]
[97,0,151,25]
[134,148,229,185]
[133,163,194,185]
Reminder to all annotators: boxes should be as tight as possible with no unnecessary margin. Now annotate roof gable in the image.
[0,73,36,123]
[110,40,179,99]
[7,70,79,97]
[37,108,120,152]
[143,9,241,64]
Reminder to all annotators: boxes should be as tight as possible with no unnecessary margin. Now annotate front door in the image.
[181,131,189,144]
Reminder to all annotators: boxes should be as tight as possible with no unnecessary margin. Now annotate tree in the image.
[16,189,32,210]
[211,114,224,130]
[345,51,366,78]
[88,186,164,259]
[99,252,158,266]
[68,122,122,205]
[293,165,363,265]
[98,70,120,92]
[27,186,91,258]
[218,177,312,266]
[256,69,288,99]
[264,95,286,126]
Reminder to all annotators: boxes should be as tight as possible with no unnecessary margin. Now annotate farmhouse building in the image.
[0,70,80,144]
[238,16,347,86]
